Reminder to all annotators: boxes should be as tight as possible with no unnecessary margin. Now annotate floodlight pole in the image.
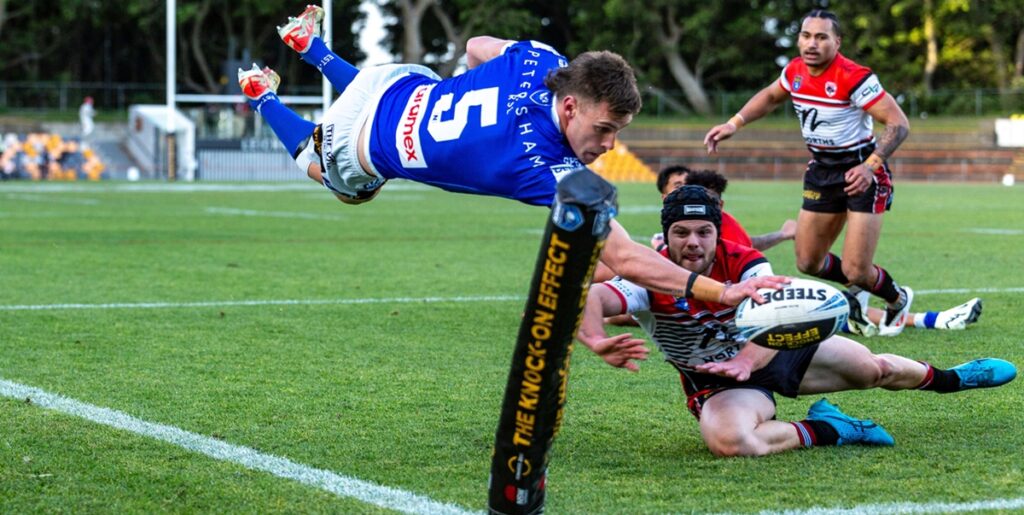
[322,0,333,114]
[166,0,177,181]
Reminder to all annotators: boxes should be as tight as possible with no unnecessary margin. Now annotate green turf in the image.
[1,180,1021,514]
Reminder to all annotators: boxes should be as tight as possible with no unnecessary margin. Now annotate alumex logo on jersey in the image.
[396,84,433,169]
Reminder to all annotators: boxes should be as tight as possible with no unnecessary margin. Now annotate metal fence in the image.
[645,88,1024,119]
[0,81,322,114]
[3,80,1021,121]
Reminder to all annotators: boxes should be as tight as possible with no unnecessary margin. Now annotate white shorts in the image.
[296,63,441,199]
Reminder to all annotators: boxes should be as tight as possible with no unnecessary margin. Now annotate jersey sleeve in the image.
[741,260,773,281]
[850,73,885,110]
[777,60,795,93]
[600,278,650,315]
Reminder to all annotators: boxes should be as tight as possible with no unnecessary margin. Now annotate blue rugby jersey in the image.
[366,41,582,206]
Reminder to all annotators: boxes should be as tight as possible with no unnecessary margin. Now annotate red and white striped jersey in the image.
[778,53,885,154]
[601,240,772,370]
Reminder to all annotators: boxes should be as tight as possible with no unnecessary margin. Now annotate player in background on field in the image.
[681,168,982,333]
[238,5,786,310]
[704,9,914,337]
[577,186,1016,457]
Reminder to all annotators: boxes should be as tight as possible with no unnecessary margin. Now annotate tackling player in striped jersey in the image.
[704,9,915,337]
[577,185,1016,457]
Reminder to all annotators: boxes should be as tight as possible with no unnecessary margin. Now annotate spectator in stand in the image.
[80,97,96,138]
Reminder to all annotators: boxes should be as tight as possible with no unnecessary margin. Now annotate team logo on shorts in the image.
[792,75,803,91]
[825,81,837,97]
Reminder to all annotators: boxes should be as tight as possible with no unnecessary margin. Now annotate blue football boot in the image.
[806,398,895,446]
[948,358,1017,391]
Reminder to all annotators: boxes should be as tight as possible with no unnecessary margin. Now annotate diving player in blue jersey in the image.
[237,4,788,310]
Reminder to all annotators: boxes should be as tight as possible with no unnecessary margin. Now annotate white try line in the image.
[4,193,100,205]
[2,288,1023,313]
[758,496,1024,514]
[4,378,1020,515]
[0,378,478,515]
[204,206,346,221]
[0,295,525,312]
[963,228,1024,235]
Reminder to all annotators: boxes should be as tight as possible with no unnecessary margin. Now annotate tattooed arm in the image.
[844,93,910,196]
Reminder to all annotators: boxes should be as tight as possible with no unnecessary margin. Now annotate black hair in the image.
[656,165,692,194]
[801,9,841,37]
[683,169,729,196]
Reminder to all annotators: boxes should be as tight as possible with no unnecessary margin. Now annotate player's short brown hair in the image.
[544,50,642,117]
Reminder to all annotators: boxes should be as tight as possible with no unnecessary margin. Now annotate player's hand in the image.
[694,355,754,381]
[844,163,875,196]
[587,333,650,372]
[719,275,790,306]
[779,219,797,240]
[703,123,737,154]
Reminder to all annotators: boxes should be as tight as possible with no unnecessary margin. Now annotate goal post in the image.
[160,0,333,181]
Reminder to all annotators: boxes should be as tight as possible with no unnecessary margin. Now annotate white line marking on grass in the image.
[963,228,1024,235]
[915,287,1024,295]
[760,496,1024,514]
[0,180,435,194]
[0,378,478,515]
[204,206,345,221]
[616,205,661,214]
[0,295,524,312]
[4,193,99,205]
[4,288,1023,313]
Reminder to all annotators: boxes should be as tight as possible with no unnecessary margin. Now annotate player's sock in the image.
[792,420,839,447]
[252,96,317,157]
[811,253,850,285]
[915,362,961,393]
[301,37,359,93]
[868,265,902,305]
[913,312,939,329]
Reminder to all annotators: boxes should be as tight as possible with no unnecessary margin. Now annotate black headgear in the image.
[661,185,722,239]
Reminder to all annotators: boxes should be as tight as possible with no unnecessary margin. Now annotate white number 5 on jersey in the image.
[427,87,499,142]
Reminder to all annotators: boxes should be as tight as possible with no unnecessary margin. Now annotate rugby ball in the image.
[734,278,849,350]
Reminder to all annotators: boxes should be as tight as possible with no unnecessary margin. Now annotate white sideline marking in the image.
[963,228,1024,235]
[617,205,661,214]
[0,181,434,193]
[204,206,345,221]
[0,295,524,312]
[0,379,477,515]
[4,193,99,205]
[3,379,1020,515]
[3,288,1024,313]
[915,287,1024,295]
[760,497,1024,514]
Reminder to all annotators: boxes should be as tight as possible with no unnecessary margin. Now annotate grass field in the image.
[1,179,1022,514]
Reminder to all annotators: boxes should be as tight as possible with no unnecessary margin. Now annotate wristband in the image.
[728,114,746,129]
[683,272,699,299]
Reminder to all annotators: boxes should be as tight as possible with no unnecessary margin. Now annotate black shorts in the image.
[676,344,820,420]
[802,148,893,214]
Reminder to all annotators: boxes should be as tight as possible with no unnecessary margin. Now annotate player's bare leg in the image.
[793,209,845,275]
[798,335,927,392]
[699,389,800,457]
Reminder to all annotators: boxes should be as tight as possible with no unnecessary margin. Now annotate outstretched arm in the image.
[704,82,789,154]
[600,221,788,305]
[577,284,650,372]
[750,219,797,251]
[466,36,513,69]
